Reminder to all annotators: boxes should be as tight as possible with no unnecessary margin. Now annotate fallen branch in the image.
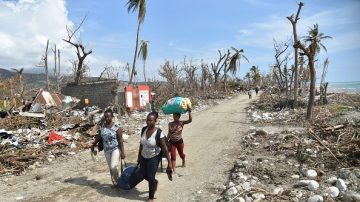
[308,129,345,167]
[324,124,344,131]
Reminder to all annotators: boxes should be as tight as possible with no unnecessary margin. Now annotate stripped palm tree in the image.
[250,65,261,86]
[228,47,249,74]
[244,72,251,88]
[295,24,331,119]
[127,0,146,83]
[224,47,249,91]
[138,40,149,82]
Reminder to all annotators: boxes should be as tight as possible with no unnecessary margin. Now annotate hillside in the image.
[0,68,49,89]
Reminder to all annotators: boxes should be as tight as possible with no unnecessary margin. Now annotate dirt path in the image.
[0,94,254,202]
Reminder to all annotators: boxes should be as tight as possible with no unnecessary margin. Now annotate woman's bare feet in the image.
[148,199,154,202]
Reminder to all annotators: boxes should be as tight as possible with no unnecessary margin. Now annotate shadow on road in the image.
[64,176,148,201]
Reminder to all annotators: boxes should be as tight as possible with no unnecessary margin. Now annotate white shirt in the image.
[140,128,165,159]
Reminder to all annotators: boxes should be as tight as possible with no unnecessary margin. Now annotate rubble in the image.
[0,95,215,176]
[217,93,360,202]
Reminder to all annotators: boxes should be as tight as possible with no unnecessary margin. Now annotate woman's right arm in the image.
[91,133,100,151]
[183,110,192,125]
[90,124,100,151]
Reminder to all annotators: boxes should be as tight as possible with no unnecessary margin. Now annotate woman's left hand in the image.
[120,152,125,159]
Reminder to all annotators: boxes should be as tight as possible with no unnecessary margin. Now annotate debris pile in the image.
[218,124,359,201]
[218,92,360,201]
[0,95,215,176]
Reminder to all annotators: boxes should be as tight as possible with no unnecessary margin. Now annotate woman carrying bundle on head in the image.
[167,108,192,174]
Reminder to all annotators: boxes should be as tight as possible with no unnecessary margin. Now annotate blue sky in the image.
[0,0,359,82]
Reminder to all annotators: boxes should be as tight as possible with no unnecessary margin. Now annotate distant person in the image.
[91,108,125,185]
[167,109,192,174]
[255,86,259,95]
[136,111,172,202]
[248,91,252,99]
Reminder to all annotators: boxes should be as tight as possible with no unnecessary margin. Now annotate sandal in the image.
[166,167,172,181]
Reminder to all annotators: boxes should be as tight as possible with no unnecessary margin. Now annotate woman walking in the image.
[137,111,172,202]
[91,108,125,185]
[168,109,192,173]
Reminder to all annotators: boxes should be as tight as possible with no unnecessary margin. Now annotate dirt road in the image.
[0,94,254,202]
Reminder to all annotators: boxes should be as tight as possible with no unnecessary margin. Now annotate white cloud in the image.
[0,0,129,78]
[236,3,360,53]
[0,0,73,70]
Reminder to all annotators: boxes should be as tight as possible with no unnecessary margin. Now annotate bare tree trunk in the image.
[287,2,304,106]
[130,22,141,83]
[307,58,316,120]
[57,49,61,91]
[44,40,50,91]
[53,44,57,91]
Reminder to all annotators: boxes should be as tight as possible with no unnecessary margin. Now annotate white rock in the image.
[226,187,238,196]
[307,195,323,202]
[325,186,339,198]
[249,179,257,186]
[234,197,245,202]
[235,185,243,192]
[70,142,76,149]
[325,176,337,184]
[244,195,253,202]
[241,182,251,191]
[16,196,24,201]
[228,181,236,187]
[272,187,284,195]
[306,169,317,178]
[291,175,300,179]
[336,178,347,191]
[28,165,36,170]
[252,192,265,202]
[34,161,41,167]
[308,180,319,191]
[239,175,248,183]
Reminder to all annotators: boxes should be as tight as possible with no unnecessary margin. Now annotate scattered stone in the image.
[28,165,36,170]
[336,178,347,191]
[325,186,340,198]
[272,187,284,195]
[308,180,319,191]
[307,195,323,202]
[326,176,338,184]
[16,196,24,201]
[241,182,251,191]
[292,174,300,179]
[226,187,238,196]
[228,181,236,187]
[306,169,317,178]
[234,197,245,202]
[252,192,265,202]
[244,195,253,202]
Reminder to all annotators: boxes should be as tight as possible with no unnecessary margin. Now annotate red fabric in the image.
[170,142,185,161]
[47,131,64,144]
